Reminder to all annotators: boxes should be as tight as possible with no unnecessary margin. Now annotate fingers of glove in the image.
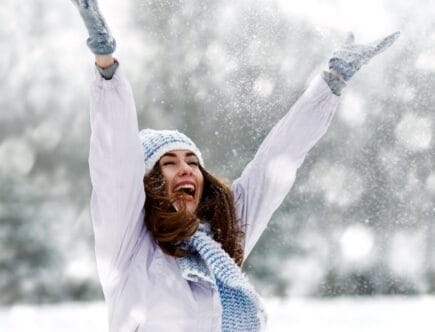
[340,40,388,65]
[71,0,96,10]
[343,32,355,46]
[370,31,401,57]
[334,45,369,64]
[339,31,400,61]
[360,46,377,64]
[80,0,90,8]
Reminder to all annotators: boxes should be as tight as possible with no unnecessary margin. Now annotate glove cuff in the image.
[322,70,346,96]
[329,57,359,81]
[87,35,116,55]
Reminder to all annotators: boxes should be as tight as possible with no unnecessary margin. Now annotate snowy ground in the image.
[1,296,435,332]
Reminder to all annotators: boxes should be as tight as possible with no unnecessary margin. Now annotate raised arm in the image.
[72,0,147,290]
[233,32,400,258]
[232,74,339,258]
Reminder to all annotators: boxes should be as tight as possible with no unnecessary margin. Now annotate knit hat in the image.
[139,129,204,174]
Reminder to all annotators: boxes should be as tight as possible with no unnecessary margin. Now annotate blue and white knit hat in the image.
[139,129,204,174]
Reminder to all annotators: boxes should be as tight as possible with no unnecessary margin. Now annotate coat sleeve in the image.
[88,67,148,288]
[231,75,340,258]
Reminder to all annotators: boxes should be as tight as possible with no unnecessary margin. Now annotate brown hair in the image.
[143,163,245,266]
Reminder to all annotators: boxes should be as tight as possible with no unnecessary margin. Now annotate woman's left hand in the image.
[329,31,400,81]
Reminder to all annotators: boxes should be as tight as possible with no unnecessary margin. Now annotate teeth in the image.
[174,184,195,192]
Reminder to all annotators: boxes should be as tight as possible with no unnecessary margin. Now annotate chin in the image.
[185,203,197,214]
[173,200,198,214]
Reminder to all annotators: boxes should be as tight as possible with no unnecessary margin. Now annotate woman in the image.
[71,1,399,331]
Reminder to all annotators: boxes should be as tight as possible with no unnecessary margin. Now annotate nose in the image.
[177,161,193,176]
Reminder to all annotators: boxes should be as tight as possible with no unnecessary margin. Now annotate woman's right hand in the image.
[70,0,116,55]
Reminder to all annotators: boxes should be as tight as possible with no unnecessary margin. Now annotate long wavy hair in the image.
[143,163,245,266]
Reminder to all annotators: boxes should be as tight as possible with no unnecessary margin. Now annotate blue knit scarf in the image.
[176,225,267,331]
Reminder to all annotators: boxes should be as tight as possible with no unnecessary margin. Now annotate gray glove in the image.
[323,31,400,95]
[329,31,400,81]
[71,0,116,55]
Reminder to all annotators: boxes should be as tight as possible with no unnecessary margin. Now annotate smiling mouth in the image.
[174,184,196,198]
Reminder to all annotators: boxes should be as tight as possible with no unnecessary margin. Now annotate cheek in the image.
[163,181,170,194]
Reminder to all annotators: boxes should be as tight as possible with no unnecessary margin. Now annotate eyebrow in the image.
[161,152,197,158]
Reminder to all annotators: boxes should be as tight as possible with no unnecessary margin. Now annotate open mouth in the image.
[174,183,196,198]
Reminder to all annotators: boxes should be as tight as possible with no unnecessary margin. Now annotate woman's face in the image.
[159,149,204,214]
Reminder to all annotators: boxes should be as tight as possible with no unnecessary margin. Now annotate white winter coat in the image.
[88,67,339,332]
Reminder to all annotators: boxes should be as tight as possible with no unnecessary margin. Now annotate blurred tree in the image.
[0,0,100,304]
[130,0,435,297]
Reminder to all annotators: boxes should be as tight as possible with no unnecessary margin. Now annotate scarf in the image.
[176,225,267,332]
